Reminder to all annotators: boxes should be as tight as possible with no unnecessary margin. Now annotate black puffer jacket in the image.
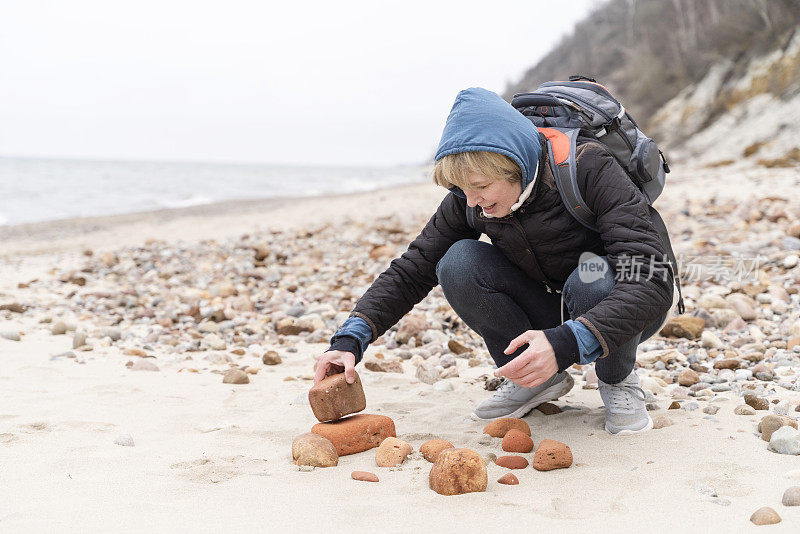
[345,137,674,371]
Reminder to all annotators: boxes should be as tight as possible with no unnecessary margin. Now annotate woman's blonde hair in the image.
[431,151,522,190]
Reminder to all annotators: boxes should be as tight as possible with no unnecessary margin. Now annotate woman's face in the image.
[461,172,522,217]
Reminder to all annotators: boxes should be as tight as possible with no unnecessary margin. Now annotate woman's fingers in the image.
[313,353,344,384]
[505,358,544,382]
[503,330,534,354]
[342,357,355,384]
[495,352,529,378]
[313,358,330,384]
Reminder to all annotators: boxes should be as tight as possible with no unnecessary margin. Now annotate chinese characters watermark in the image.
[578,252,766,284]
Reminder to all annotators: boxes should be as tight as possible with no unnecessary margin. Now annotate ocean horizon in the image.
[0,156,430,227]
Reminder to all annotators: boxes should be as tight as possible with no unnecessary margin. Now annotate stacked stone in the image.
[292,371,397,468]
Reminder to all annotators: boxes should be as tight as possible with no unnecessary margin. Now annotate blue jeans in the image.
[435,239,668,384]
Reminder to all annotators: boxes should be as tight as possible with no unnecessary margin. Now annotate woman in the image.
[313,87,675,435]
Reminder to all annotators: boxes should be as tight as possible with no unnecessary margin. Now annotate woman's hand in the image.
[314,350,356,385]
[494,330,557,388]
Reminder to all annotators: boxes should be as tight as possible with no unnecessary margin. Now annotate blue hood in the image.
[434,87,542,199]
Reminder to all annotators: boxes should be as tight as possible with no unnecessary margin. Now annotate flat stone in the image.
[713,359,741,370]
[429,448,487,495]
[532,439,572,471]
[0,302,25,313]
[495,455,529,469]
[292,432,338,467]
[734,405,756,415]
[351,470,379,482]
[308,371,367,422]
[311,414,396,456]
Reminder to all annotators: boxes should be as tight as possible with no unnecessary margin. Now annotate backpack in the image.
[471,75,684,313]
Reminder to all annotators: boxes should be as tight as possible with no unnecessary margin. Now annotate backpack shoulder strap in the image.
[538,127,597,231]
[540,127,685,315]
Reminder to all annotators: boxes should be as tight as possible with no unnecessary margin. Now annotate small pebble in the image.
[114,433,135,447]
[497,473,519,485]
[351,470,379,482]
[131,360,159,372]
[782,486,800,506]
[749,506,781,525]
[1,331,21,341]
[222,369,249,384]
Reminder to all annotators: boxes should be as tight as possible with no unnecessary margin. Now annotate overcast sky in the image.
[0,0,598,166]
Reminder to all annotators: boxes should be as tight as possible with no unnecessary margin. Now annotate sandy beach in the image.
[3,166,800,532]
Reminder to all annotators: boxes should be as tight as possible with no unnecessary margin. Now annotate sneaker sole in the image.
[605,414,654,435]
[472,373,575,421]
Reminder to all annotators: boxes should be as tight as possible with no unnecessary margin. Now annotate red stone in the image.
[308,371,366,422]
[483,418,531,438]
[495,455,529,469]
[501,429,534,453]
[429,448,487,495]
[311,414,396,456]
[532,439,573,471]
[351,470,379,482]
[420,439,454,462]
[497,473,519,485]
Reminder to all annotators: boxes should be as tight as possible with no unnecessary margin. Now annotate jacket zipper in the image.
[480,211,561,293]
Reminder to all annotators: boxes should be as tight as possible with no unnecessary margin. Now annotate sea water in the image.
[0,157,429,226]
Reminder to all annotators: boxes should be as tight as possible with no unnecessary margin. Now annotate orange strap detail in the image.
[537,127,570,165]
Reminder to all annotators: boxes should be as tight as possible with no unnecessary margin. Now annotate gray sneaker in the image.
[598,371,653,435]
[472,372,574,420]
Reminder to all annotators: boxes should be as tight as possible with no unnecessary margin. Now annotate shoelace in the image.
[603,383,646,411]
[494,378,517,396]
